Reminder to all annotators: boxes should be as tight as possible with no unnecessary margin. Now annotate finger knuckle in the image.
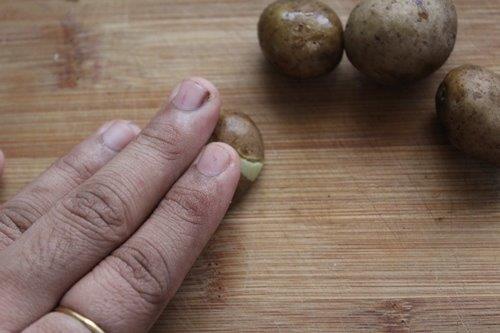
[109,240,170,305]
[161,186,211,227]
[137,122,183,161]
[54,151,94,184]
[0,199,44,234]
[59,181,131,242]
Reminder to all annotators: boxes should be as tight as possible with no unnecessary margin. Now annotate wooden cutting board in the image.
[0,0,499,332]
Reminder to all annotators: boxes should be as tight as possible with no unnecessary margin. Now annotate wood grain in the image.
[0,0,499,332]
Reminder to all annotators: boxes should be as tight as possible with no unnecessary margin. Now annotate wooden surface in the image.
[1,0,499,332]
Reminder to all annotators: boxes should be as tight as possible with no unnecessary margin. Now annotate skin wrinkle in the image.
[108,235,176,306]
[0,199,47,246]
[137,124,184,162]
[60,187,127,237]
[127,144,177,179]
[1,197,45,227]
[101,167,144,209]
[138,236,173,291]
[162,185,211,227]
[110,246,167,305]
[45,216,106,264]
[87,269,161,330]
[21,220,77,277]
[55,153,95,185]
[0,124,137,252]
[0,204,38,232]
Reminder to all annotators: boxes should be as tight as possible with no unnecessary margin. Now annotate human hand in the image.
[0,78,241,333]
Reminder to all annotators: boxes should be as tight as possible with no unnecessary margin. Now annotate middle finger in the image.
[0,78,220,331]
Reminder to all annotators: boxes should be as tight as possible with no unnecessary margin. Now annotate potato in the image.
[212,112,265,201]
[258,0,344,79]
[436,65,500,166]
[345,0,457,84]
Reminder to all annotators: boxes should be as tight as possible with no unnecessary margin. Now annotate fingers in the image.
[0,120,140,250]
[0,78,221,331]
[26,143,241,333]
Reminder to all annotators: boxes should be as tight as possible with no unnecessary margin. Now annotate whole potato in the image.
[345,0,457,84]
[212,112,265,201]
[258,0,344,79]
[436,65,500,166]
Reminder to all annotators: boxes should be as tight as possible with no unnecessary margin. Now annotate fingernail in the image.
[98,121,141,136]
[197,144,231,177]
[97,121,114,135]
[102,121,138,151]
[171,79,209,111]
[127,122,141,135]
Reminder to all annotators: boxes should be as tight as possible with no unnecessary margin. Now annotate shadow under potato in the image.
[431,117,500,212]
[258,55,499,212]
[257,56,445,148]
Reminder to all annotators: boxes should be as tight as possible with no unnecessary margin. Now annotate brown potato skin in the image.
[436,65,500,166]
[345,0,457,85]
[212,112,265,201]
[258,0,344,79]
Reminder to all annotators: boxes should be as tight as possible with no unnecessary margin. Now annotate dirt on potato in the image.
[345,0,458,84]
[212,112,265,201]
[436,65,500,166]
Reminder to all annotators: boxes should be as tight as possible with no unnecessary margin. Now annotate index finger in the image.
[0,78,221,332]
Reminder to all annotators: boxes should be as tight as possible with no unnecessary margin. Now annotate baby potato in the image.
[345,0,457,84]
[436,65,500,166]
[258,0,344,79]
[212,112,265,201]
